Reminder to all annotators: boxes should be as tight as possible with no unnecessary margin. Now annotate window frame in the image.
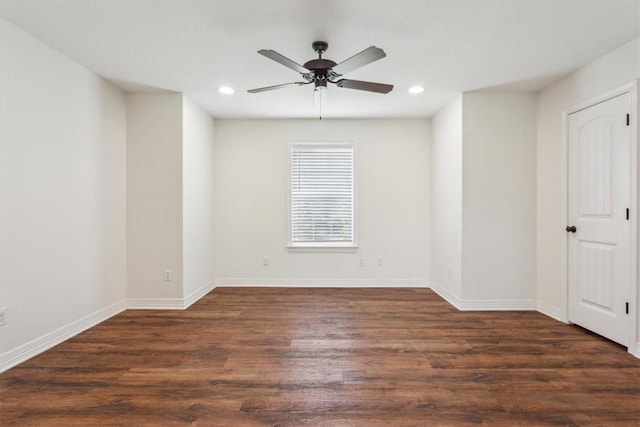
[287,141,358,252]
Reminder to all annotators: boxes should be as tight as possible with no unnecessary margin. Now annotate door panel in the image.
[568,93,630,346]
[578,242,614,312]
[579,121,613,216]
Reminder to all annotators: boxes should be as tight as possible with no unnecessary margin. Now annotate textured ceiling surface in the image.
[1,0,638,118]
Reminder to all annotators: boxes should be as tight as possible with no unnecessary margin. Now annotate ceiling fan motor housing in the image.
[303,58,336,87]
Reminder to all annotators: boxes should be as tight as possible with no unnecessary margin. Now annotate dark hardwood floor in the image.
[1,288,639,426]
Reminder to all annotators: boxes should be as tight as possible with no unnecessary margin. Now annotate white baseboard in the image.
[214,278,429,287]
[536,300,567,323]
[631,342,640,359]
[184,280,216,308]
[430,281,536,311]
[0,299,127,373]
[127,280,216,310]
[429,282,463,308]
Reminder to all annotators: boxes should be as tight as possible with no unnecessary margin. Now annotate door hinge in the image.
[626,302,629,314]
[626,114,630,126]
[626,208,629,220]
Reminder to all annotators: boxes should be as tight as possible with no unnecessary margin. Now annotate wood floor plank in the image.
[1,287,639,426]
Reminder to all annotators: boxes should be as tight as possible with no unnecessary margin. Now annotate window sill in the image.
[287,244,359,252]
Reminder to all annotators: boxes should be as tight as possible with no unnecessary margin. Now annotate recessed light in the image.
[219,86,234,95]
[409,86,424,94]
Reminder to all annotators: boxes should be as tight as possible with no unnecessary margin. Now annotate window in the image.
[288,142,356,249]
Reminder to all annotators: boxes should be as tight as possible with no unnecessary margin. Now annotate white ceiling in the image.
[1,1,638,119]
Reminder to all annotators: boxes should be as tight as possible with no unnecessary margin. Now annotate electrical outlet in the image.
[263,256,269,266]
[359,257,365,267]
[0,307,7,327]
[377,257,383,266]
[164,270,172,281]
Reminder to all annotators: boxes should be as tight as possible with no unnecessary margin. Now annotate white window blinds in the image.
[290,143,354,246]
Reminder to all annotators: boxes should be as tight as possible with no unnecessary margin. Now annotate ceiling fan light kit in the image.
[248,41,394,97]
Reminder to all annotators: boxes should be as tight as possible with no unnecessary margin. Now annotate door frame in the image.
[564,80,638,356]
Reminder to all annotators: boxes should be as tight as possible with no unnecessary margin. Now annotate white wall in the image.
[126,93,184,299]
[213,119,430,285]
[536,38,640,320]
[182,97,215,297]
[430,96,463,298]
[462,92,537,301]
[430,93,537,307]
[0,19,127,359]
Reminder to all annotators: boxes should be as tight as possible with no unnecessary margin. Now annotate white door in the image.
[568,92,632,346]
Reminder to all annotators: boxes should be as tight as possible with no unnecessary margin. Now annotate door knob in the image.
[566,225,577,233]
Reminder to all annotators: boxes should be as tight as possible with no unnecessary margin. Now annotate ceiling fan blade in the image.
[247,82,308,93]
[258,49,310,74]
[331,46,386,75]
[335,79,393,94]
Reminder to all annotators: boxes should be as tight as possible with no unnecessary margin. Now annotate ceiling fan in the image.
[247,41,394,95]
